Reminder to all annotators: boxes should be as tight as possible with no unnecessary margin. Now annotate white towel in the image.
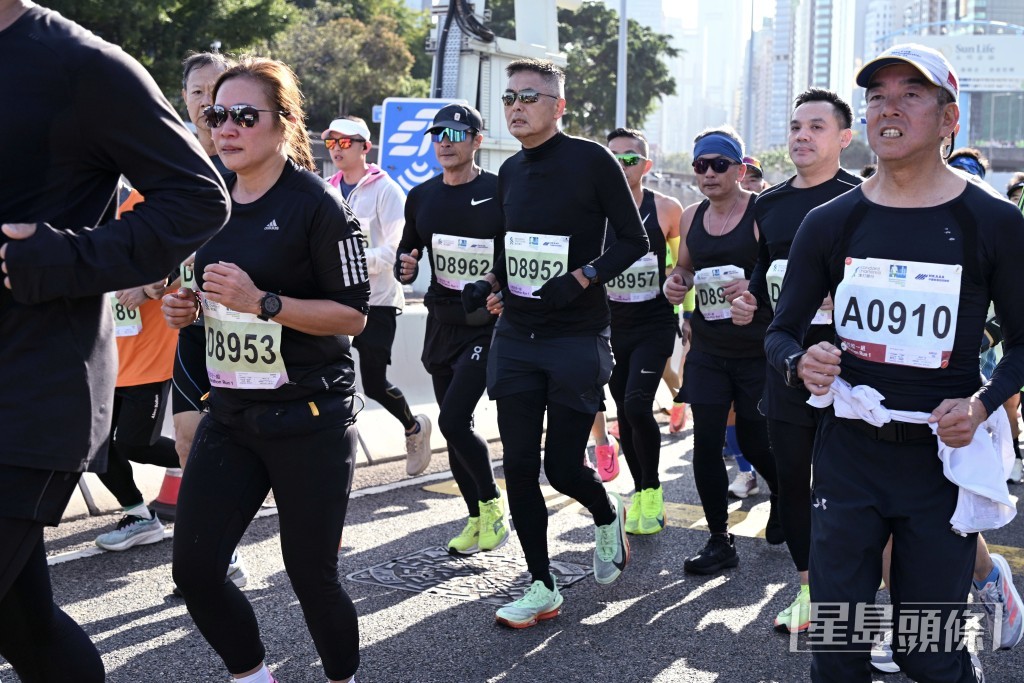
[809,377,1016,535]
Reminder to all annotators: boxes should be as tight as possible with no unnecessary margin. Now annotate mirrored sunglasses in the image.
[615,153,647,167]
[430,128,469,143]
[501,89,559,106]
[202,104,288,129]
[324,137,365,150]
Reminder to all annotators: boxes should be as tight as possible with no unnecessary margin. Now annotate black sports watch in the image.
[257,292,282,321]
[581,263,599,285]
[784,351,806,388]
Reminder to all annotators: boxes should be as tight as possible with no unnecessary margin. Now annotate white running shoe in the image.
[405,415,433,476]
[1008,458,1023,485]
[95,511,164,551]
[728,470,759,499]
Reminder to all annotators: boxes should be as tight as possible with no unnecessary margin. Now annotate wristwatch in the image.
[257,292,282,321]
[581,264,599,285]
[784,351,806,388]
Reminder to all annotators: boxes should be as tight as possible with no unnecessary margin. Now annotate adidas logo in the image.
[264,219,279,231]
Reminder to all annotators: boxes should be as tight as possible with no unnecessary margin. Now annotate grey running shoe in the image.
[405,414,433,476]
[870,629,900,674]
[95,511,164,551]
[226,550,249,589]
[593,492,629,584]
[495,576,562,628]
[973,553,1024,650]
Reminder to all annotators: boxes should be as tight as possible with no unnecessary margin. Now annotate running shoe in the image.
[583,446,598,472]
[495,576,563,628]
[638,486,666,535]
[870,629,900,674]
[593,492,629,584]
[608,420,620,439]
[594,438,620,482]
[774,585,811,633]
[405,414,433,476]
[478,495,509,552]
[974,553,1024,650]
[728,470,759,499]
[669,403,688,433]
[625,490,643,535]
[95,511,165,551]
[683,533,739,575]
[173,549,249,597]
[1008,458,1023,485]
[447,517,480,555]
[972,652,985,682]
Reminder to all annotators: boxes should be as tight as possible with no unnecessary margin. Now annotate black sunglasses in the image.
[203,104,289,129]
[615,153,647,167]
[692,157,739,174]
[501,89,559,106]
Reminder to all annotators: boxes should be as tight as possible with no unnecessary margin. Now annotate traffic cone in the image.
[149,467,183,521]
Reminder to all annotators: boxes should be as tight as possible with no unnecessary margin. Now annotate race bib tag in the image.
[767,259,831,325]
[607,252,659,302]
[694,265,745,320]
[505,231,570,298]
[431,234,494,291]
[834,258,961,369]
[202,298,289,389]
[109,293,143,337]
[181,256,196,291]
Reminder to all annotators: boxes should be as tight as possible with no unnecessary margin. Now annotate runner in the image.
[604,127,681,535]
[765,44,1024,681]
[164,57,368,683]
[740,156,769,193]
[664,126,781,575]
[322,116,432,476]
[395,104,508,556]
[461,58,648,628]
[730,88,860,632]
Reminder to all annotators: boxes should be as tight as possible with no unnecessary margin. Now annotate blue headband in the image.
[949,156,985,179]
[693,133,743,164]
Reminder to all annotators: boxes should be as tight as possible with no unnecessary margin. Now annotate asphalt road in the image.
[5,420,1024,683]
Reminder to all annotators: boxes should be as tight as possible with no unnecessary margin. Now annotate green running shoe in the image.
[495,576,563,628]
[447,517,480,555]
[478,495,509,552]
[774,584,811,633]
[638,485,665,535]
[625,490,643,535]
[593,492,629,584]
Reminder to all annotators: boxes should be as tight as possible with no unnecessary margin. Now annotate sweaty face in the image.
[503,71,563,147]
[789,100,850,172]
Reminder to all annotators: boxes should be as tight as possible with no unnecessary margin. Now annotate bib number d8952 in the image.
[505,231,570,298]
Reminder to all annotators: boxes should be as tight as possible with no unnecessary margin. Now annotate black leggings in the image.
[498,389,615,584]
[97,381,180,508]
[608,332,673,492]
[690,403,777,534]
[0,519,104,682]
[768,418,815,573]
[354,307,416,431]
[431,358,499,517]
[172,407,359,681]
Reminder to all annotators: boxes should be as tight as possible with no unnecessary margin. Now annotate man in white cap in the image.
[765,43,1024,681]
[322,116,432,475]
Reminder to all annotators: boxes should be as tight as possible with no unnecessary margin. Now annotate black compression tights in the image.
[432,364,500,517]
[608,339,670,492]
[498,390,615,585]
[359,353,416,431]
[768,418,815,572]
[690,403,777,534]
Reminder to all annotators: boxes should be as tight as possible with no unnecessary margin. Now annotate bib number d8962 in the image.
[431,234,494,291]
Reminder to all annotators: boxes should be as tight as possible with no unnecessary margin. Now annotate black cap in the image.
[426,104,483,134]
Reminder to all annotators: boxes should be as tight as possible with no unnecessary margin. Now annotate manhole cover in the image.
[347,546,591,605]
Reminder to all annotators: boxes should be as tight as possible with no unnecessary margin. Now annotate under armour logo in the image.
[813,498,827,510]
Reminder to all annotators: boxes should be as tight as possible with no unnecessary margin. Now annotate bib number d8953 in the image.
[202,298,289,389]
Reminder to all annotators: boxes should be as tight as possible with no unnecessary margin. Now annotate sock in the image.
[123,503,152,520]
[735,454,753,473]
[724,426,743,457]
[1013,438,1021,460]
[974,565,1000,590]
[234,664,273,683]
[406,422,420,436]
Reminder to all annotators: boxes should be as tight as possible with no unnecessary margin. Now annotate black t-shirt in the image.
[0,6,228,473]
[607,189,678,334]
[753,170,860,424]
[492,132,649,336]
[195,161,370,410]
[766,182,1024,415]
[687,195,771,357]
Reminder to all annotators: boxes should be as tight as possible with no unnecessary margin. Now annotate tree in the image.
[751,147,796,184]
[557,1,678,140]
[840,135,874,171]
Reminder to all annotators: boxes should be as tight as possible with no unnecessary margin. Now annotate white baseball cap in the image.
[856,43,959,102]
[323,118,371,141]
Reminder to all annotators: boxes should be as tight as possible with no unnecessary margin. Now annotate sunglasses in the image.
[692,157,739,174]
[324,137,365,150]
[203,104,288,129]
[430,128,470,143]
[501,89,559,106]
[615,153,647,167]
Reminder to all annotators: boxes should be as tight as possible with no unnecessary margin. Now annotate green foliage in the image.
[840,135,874,170]
[557,1,678,140]
[751,147,796,182]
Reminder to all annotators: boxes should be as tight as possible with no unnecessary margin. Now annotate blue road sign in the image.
[378,97,466,194]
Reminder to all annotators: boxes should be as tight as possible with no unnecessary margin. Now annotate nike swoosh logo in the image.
[640,369,656,374]
[641,213,650,225]
[471,197,493,206]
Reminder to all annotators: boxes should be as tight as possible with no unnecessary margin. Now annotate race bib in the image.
[834,258,961,369]
[694,265,745,321]
[766,259,832,325]
[431,234,494,291]
[109,293,142,337]
[181,256,196,291]
[202,298,289,389]
[607,252,659,303]
[505,231,569,298]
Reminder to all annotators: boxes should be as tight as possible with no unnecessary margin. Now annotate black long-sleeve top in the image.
[0,6,229,473]
[492,132,649,336]
[765,183,1024,416]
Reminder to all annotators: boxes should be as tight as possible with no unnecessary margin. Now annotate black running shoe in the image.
[683,533,739,575]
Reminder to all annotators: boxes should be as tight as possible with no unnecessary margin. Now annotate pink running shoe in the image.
[608,420,620,439]
[595,438,620,482]
[669,403,688,433]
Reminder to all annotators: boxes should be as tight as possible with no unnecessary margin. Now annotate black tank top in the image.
[607,189,677,333]
[687,195,771,357]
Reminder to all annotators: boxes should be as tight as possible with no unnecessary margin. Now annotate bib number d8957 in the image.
[202,298,289,389]
[505,231,570,298]
[694,265,745,321]
[607,252,659,303]
[834,257,961,369]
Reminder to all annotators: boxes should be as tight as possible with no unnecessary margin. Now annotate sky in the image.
[668,0,776,37]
